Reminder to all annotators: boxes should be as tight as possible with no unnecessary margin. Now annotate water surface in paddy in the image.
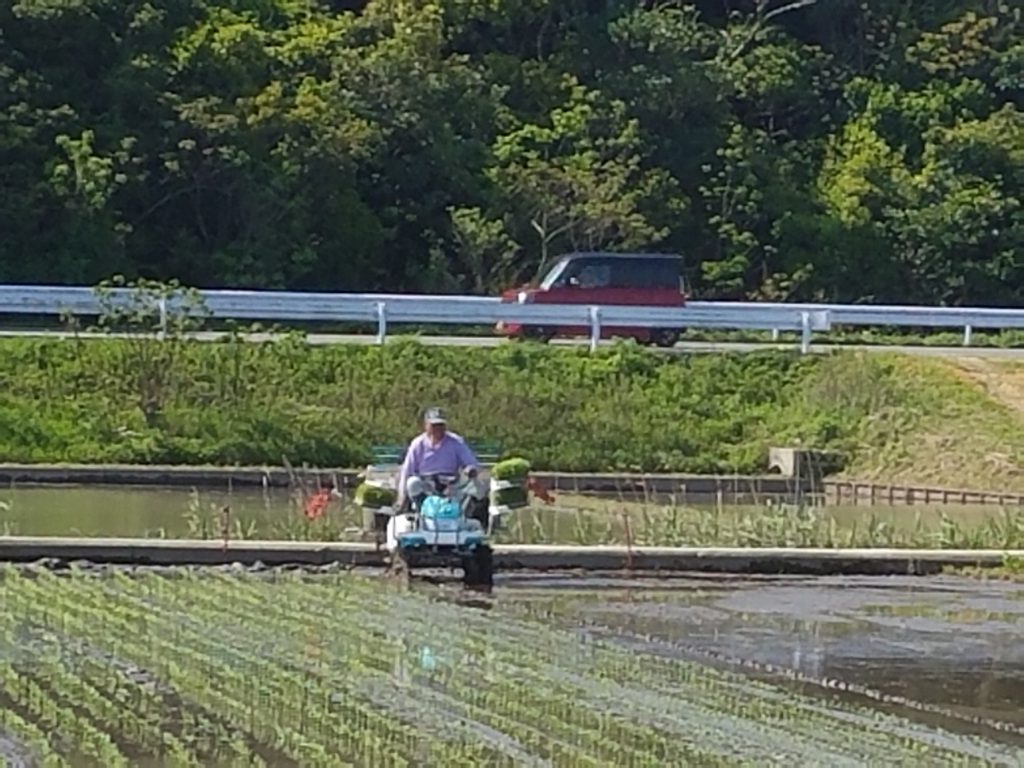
[0,483,1015,544]
[490,573,1024,734]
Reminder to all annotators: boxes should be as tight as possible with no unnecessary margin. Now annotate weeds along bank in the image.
[0,336,1020,483]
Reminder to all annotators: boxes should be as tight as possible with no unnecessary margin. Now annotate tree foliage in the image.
[0,0,1020,304]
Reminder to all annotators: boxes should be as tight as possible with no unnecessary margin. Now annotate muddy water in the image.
[0,483,1013,541]
[493,574,1024,733]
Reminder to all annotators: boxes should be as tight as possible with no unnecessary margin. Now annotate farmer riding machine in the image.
[353,442,534,587]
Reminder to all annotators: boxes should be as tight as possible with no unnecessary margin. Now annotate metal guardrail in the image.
[0,284,1022,352]
[690,301,1024,345]
[0,285,831,352]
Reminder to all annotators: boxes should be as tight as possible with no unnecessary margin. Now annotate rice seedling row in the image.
[1,565,1021,766]
[137,570,1023,765]
[0,720,59,768]
[81,571,667,767]
[3,625,157,751]
[0,610,139,765]
[176,572,796,764]
[0,588,284,767]
[14,610,370,765]
[132,572,1024,763]
[4,569,504,767]
[9,565,704,768]
[0,703,68,768]
[94,569,671,765]
[0,662,125,765]
[246,575,1023,765]
[359,586,1007,766]
[2,576,333,766]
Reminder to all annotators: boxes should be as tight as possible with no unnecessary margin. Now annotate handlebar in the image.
[417,469,481,496]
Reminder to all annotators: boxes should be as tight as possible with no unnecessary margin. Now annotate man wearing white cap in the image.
[396,407,480,509]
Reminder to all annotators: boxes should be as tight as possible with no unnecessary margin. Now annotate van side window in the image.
[649,259,680,288]
[609,258,679,288]
[575,262,611,288]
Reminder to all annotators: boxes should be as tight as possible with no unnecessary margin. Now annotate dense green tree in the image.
[818,6,1021,304]
[479,79,686,282]
[0,0,1020,304]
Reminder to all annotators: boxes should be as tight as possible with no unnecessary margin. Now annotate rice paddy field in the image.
[1,563,1022,767]
[1,482,1023,764]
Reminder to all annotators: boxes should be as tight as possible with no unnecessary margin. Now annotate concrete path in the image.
[0,537,1018,575]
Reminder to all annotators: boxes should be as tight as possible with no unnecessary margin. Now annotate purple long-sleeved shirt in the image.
[397,431,479,496]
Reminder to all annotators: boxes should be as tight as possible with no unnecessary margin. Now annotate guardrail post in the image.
[158,297,167,341]
[375,301,387,345]
[588,306,601,352]
[800,311,811,354]
[771,328,780,341]
[963,324,972,346]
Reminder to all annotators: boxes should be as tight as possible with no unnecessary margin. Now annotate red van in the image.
[496,252,687,347]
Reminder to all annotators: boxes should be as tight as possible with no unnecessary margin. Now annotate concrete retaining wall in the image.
[0,536,1017,576]
[0,462,351,488]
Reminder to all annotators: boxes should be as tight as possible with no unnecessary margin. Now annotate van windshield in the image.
[539,258,571,289]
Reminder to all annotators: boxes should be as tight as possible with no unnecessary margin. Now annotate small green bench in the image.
[369,439,504,468]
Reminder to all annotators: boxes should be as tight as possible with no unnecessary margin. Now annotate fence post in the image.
[963,324,972,346]
[800,311,812,354]
[588,306,601,352]
[375,301,387,345]
[158,297,167,341]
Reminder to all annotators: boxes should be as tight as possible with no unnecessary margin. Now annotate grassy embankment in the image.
[0,335,1021,485]
[1,335,1022,547]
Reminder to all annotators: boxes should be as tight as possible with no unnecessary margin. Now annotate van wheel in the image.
[651,329,679,348]
[524,326,553,343]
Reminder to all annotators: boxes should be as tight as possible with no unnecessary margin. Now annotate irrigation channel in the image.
[0,483,1022,764]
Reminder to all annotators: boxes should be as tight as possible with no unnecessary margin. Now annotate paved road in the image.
[0,328,1022,359]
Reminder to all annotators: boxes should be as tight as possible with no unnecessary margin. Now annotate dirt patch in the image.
[948,359,1024,417]
[835,356,1024,491]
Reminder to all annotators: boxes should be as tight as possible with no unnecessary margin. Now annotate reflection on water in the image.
[0,484,354,538]
[492,574,1024,730]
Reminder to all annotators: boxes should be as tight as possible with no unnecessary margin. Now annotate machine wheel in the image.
[462,546,493,589]
[362,508,390,546]
[362,508,388,532]
[650,328,680,348]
